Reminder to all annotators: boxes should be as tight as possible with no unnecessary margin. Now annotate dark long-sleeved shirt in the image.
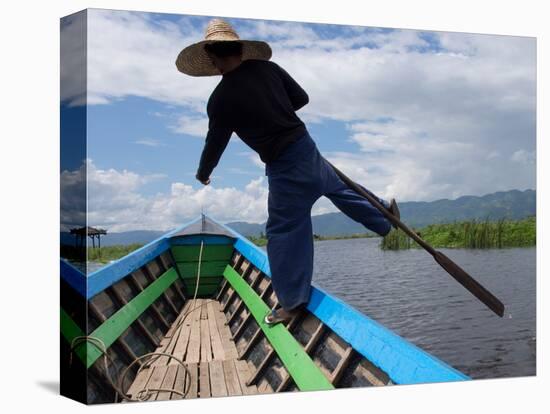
[196,59,309,180]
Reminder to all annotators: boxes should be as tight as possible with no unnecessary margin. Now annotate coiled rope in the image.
[69,239,211,402]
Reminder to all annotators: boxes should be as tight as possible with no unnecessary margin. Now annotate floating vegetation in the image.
[380,229,415,250]
[248,236,268,247]
[381,216,536,250]
[87,243,144,263]
[80,217,536,258]
[248,232,377,247]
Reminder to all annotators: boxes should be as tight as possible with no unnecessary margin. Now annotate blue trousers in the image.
[265,131,392,310]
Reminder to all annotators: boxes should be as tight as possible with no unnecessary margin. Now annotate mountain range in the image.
[60,189,535,245]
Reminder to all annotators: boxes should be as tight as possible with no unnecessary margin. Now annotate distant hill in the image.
[61,189,535,245]
[228,189,536,237]
[396,189,536,228]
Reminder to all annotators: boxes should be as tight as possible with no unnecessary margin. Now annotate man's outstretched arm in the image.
[196,124,232,184]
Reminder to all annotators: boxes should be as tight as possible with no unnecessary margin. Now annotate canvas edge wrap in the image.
[60,8,88,404]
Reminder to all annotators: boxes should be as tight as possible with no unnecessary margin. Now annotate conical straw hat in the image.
[176,18,272,77]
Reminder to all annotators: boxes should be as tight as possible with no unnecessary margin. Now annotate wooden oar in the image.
[327,161,505,317]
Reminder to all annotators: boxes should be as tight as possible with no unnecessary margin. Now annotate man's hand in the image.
[196,173,211,185]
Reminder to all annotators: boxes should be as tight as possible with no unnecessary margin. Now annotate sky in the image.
[60,9,536,232]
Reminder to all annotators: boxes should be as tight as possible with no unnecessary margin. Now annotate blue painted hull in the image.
[62,213,469,394]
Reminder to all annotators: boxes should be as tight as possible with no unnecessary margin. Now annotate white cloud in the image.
[236,151,265,170]
[87,160,165,213]
[134,138,165,147]
[511,149,535,165]
[60,12,87,106]
[79,11,536,129]
[248,152,264,169]
[171,114,240,142]
[73,10,535,211]
[172,114,209,137]
[83,10,220,109]
[81,160,269,231]
[60,161,86,231]
[226,167,256,175]
[312,197,341,216]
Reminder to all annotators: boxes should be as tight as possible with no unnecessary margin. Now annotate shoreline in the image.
[72,217,534,264]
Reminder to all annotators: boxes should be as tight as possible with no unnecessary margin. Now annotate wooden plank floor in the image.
[126,298,259,401]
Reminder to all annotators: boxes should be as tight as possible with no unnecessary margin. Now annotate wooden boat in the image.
[60,214,469,404]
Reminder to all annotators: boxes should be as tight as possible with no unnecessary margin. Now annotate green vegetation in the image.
[246,230,266,247]
[316,233,377,241]
[248,236,268,247]
[87,243,144,263]
[380,230,415,250]
[381,217,536,250]
[83,216,535,262]
[248,232,268,247]
[248,232,377,247]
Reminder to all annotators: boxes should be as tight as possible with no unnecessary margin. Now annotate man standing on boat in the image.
[176,19,399,325]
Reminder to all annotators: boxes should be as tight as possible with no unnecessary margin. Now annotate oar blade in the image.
[434,251,505,317]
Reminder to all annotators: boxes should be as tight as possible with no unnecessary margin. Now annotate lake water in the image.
[82,237,536,380]
[307,238,536,380]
